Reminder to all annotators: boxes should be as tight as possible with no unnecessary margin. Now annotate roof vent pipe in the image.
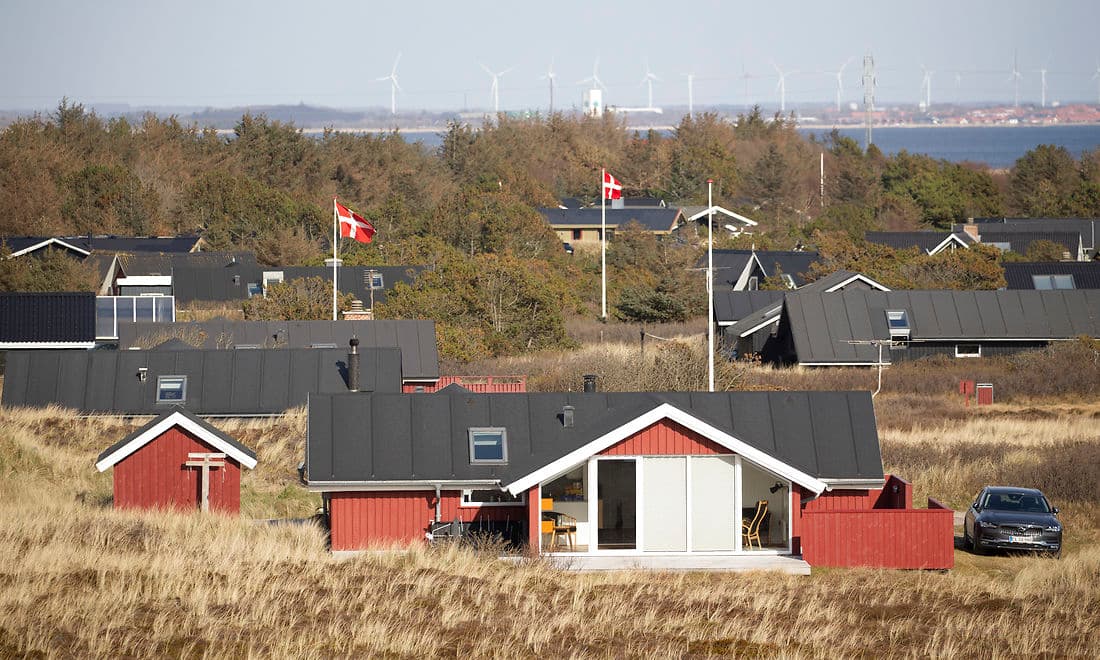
[348,336,360,392]
[583,374,597,393]
[563,405,575,428]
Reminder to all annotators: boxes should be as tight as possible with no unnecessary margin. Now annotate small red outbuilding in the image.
[95,406,257,513]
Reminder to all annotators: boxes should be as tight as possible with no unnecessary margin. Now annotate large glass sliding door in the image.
[596,459,636,550]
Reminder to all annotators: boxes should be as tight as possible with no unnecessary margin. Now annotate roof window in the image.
[156,375,187,403]
[886,309,910,339]
[469,428,508,464]
[1031,274,1075,290]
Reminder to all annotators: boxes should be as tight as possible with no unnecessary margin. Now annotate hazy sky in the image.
[3,0,1099,112]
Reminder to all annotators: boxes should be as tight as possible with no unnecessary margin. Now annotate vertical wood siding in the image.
[600,419,726,456]
[113,427,241,513]
[801,500,955,569]
[328,490,527,551]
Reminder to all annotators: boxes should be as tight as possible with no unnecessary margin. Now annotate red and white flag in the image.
[603,171,622,200]
[335,200,376,244]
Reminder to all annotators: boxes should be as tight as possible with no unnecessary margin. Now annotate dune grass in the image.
[1,399,1099,657]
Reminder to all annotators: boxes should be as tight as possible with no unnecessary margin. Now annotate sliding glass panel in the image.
[95,297,116,339]
[740,460,789,550]
[154,296,174,322]
[691,456,737,551]
[134,297,154,322]
[597,459,636,550]
[643,457,687,551]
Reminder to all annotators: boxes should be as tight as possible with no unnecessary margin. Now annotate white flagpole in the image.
[601,168,607,320]
[332,197,338,321]
[707,178,714,393]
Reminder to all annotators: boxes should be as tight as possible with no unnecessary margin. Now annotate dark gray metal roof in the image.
[96,405,256,464]
[2,347,401,415]
[306,390,883,485]
[714,291,786,323]
[540,208,683,232]
[961,218,1098,251]
[0,293,95,344]
[117,252,256,277]
[1,235,201,254]
[864,231,973,253]
[974,229,1082,257]
[703,250,820,288]
[782,290,1100,364]
[115,319,439,381]
[169,264,422,304]
[1004,262,1100,289]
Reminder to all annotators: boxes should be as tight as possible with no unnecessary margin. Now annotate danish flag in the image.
[603,170,622,200]
[335,200,376,244]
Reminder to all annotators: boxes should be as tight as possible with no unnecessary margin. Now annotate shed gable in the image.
[600,419,726,456]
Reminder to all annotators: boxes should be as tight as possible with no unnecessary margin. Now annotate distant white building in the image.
[583,88,603,117]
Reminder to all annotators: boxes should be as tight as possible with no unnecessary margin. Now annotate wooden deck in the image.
[531,554,812,574]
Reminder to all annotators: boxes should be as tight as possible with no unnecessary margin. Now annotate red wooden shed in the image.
[95,406,257,513]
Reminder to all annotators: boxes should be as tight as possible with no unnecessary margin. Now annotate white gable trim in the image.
[95,411,257,472]
[8,238,91,258]
[733,253,764,290]
[504,403,827,496]
[927,234,971,255]
[823,273,890,292]
[687,205,759,226]
[0,341,96,349]
[736,309,783,337]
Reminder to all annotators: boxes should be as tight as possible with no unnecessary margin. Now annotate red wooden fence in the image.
[402,376,527,394]
[801,497,954,569]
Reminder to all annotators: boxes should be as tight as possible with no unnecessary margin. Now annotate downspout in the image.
[434,484,442,523]
[873,343,884,398]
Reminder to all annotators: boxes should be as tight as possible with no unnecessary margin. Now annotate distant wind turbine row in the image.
[370,52,1100,115]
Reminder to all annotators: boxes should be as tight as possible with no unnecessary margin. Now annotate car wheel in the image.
[972,538,987,556]
[1049,548,1061,559]
[963,528,973,550]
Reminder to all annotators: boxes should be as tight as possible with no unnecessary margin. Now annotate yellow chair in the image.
[742,499,768,550]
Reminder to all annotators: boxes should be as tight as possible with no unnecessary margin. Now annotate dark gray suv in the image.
[964,486,1062,557]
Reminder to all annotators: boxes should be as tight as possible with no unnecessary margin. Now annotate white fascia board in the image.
[717,321,735,327]
[738,313,782,338]
[504,403,828,496]
[687,206,759,226]
[8,238,91,258]
[732,256,760,290]
[306,480,501,493]
[117,275,173,286]
[0,341,96,349]
[95,411,257,472]
[928,234,970,255]
[824,274,890,292]
[799,361,884,367]
[821,478,886,490]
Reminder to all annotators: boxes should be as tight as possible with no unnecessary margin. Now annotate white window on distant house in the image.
[988,242,1011,252]
[955,344,981,358]
[469,428,508,464]
[781,273,796,289]
[261,271,284,297]
[247,283,262,297]
[310,343,337,349]
[156,375,187,403]
[747,276,759,291]
[460,489,525,507]
[1031,274,1075,290]
[886,309,911,340]
[364,271,384,289]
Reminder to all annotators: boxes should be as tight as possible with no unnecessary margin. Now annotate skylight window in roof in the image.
[1032,274,1075,290]
[886,309,910,339]
[469,428,508,464]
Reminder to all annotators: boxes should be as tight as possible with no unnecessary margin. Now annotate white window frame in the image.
[366,271,384,290]
[780,273,796,289]
[460,488,526,507]
[886,309,910,340]
[469,428,508,464]
[955,344,982,358]
[747,276,759,291]
[155,375,188,403]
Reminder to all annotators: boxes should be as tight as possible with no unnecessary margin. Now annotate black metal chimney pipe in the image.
[348,336,360,392]
[583,374,597,393]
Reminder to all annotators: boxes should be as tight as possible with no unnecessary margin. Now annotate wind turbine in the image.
[481,63,513,114]
[640,58,660,109]
[376,52,402,116]
[578,57,607,91]
[683,73,695,119]
[1038,67,1048,107]
[828,58,854,112]
[773,63,796,113]
[1093,59,1100,105]
[540,59,557,113]
[1008,50,1022,108]
[920,65,934,109]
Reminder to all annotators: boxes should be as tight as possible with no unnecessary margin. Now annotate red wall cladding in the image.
[801,501,955,569]
[600,419,726,456]
[328,490,525,551]
[113,426,241,513]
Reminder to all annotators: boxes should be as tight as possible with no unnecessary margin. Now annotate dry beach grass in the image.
[2,396,1100,657]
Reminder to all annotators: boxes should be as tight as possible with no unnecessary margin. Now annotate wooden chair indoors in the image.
[742,499,768,550]
[551,512,578,551]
